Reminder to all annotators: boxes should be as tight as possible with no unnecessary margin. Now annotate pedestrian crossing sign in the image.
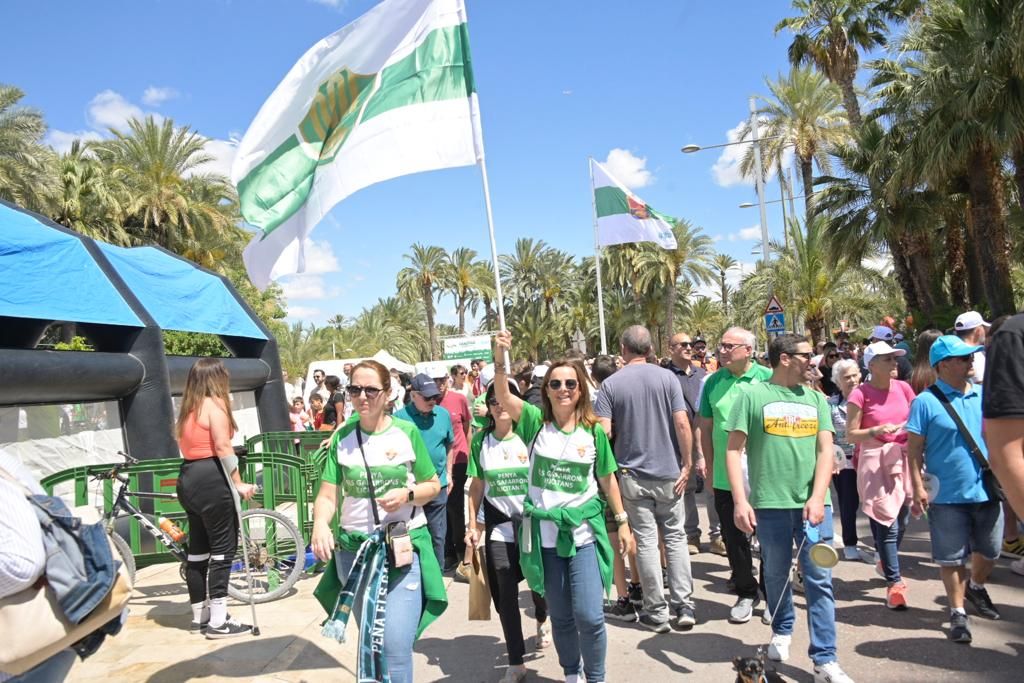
[764,312,785,333]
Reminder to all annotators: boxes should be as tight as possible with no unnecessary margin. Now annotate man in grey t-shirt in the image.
[595,325,696,632]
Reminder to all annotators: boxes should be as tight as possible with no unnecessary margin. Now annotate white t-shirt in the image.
[467,431,530,542]
[322,418,435,533]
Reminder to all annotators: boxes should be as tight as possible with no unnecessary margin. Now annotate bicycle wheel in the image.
[109,531,136,584]
[227,508,305,604]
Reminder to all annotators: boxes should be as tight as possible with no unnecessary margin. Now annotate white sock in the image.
[951,606,966,616]
[209,597,228,628]
[968,579,984,591]
[191,601,208,623]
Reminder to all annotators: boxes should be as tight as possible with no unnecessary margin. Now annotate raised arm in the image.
[492,330,524,422]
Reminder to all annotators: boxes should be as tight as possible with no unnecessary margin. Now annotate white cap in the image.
[954,311,990,331]
[870,326,894,341]
[480,364,496,386]
[532,364,549,380]
[863,341,907,366]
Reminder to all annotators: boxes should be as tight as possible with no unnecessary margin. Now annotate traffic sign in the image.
[764,312,786,333]
[764,295,784,315]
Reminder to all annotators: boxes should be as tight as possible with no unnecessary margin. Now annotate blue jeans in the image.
[8,649,77,682]
[424,487,448,573]
[542,544,606,681]
[756,507,837,666]
[870,505,910,583]
[336,549,423,683]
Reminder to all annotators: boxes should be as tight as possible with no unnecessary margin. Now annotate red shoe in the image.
[886,581,908,610]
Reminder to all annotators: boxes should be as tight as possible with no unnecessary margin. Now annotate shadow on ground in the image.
[143,636,346,682]
[416,634,561,682]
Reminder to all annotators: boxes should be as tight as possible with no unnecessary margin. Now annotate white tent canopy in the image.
[301,350,414,400]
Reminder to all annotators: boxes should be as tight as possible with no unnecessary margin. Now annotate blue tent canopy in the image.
[98,244,266,340]
[0,203,143,327]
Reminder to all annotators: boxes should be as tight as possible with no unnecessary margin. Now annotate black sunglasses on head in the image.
[548,379,579,391]
[346,385,383,399]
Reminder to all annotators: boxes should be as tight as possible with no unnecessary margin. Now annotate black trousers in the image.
[832,469,860,548]
[486,536,548,665]
[177,458,238,603]
[445,462,469,562]
[714,488,761,600]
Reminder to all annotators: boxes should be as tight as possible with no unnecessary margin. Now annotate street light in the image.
[739,193,813,209]
[680,135,783,154]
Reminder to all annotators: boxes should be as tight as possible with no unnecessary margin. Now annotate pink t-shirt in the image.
[848,380,915,445]
[438,390,471,463]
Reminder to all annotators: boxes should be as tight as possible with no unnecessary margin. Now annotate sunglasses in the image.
[346,385,383,399]
[786,351,814,360]
[547,379,579,391]
[669,341,692,349]
[415,392,438,402]
[719,342,748,352]
[826,353,840,359]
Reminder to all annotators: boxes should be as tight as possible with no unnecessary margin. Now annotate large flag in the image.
[591,159,678,250]
[233,0,481,288]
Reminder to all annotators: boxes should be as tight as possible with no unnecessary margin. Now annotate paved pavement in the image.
[66,508,1024,682]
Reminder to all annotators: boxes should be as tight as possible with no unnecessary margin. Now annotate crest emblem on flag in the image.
[627,196,650,220]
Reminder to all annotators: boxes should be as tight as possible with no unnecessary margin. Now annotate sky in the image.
[3,0,807,327]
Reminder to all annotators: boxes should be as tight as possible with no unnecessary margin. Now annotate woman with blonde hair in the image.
[311,360,445,683]
[492,330,632,683]
[176,358,257,639]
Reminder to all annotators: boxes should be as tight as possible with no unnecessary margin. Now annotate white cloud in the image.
[285,305,323,321]
[719,224,763,242]
[86,90,150,132]
[280,274,341,301]
[309,0,346,7]
[141,86,179,107]
[44,129,103,154]
[601,148,654,189]
[711,120,794,188]
[186,137,238,179]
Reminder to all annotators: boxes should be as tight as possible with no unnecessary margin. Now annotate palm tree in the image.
[679,297,726,341]
[0,84,55,212]
[633,221,715,351]
[774,0,922,128]
[396,243,446,359]
[276,322,330,378]
[441,246,480,335]
[711,253,738,315]
[500,237,548,305]
[739,67,849,214]
[48,140,132,245]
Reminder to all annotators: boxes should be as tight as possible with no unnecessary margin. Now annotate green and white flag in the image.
[591,159,677,249]
[233,0,481,288]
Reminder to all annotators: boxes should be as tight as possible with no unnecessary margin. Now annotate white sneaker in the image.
[814,661,854,683]
[767,633,791,662]
[1012,558,1024,577]
[842,546,861,561]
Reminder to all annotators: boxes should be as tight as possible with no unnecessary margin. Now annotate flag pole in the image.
[588,157,608,355]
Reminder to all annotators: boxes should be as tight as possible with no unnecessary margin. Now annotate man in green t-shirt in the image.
[697,326,771,623]
[725,334,852,683]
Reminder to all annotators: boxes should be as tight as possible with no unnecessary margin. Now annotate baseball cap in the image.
[929,335,983,367]
[862,341,906,367]
[480,364,496,386]
[410,373,440,399]
[870,326,894,341]
[954,311,990,331]
[894,333,904,342]
[531,364,548,381]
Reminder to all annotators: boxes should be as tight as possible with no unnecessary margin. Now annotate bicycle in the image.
[93,451,305,603]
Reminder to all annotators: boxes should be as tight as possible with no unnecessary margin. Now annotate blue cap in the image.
[410,373,441,398]
[929,335,983,367]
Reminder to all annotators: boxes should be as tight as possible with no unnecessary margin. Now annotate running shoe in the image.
[205,618,253,640]
[1011,558,1024,577]
[767,633,791,662]
[1001,537,1024,559]
[604,596,638,622]
[965,583,1001,620]
[886,582,908,610]
[728,596,759,624]
[638,614,670,634]
[687,536,701,554]
[949,612,972,643]
[709,538,728,556]
[670,606,696,631]
[842,546,861,561]
[536,621,551,648]
[627,582,643,607]
[500,665,528,683]
[453,562,471,584]
[813,661,855,683]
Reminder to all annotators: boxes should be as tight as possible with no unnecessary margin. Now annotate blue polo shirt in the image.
[393,405,454,486]
[906,379,989,504]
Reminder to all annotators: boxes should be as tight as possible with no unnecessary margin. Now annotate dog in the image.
[732,652,788,683]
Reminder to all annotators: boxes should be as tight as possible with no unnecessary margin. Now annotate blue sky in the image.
[4,0,803,326]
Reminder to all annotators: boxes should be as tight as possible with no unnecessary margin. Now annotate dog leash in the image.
[765,535,807,629]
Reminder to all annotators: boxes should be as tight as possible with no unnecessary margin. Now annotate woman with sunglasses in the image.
[465,379,551,683]
[492,331,632,683]
[311,360,446,683]
[847,342,916,611]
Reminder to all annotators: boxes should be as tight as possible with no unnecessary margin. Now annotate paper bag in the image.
[467,547,491,621]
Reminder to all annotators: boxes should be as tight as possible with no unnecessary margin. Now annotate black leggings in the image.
[832,469,860,548]
[177,458,238,603]
[486,536,547,666]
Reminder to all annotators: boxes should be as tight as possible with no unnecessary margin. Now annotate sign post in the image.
[763,295,786,341]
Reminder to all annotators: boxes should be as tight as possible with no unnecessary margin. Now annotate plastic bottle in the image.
[158,517,185,542]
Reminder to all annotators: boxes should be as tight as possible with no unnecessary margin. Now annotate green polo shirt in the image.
[393,405,454,486]
[698,362,773,490]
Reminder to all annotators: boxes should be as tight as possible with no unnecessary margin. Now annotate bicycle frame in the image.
[105,473,187,561]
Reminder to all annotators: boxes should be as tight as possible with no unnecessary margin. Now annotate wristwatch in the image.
[614,511,629,525]
[407,487,415,503]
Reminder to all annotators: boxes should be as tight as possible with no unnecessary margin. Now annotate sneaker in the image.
[453,562,471,584]
[965,583,1001,620]
[189,619,209,634]
[813,661,855,683]
[949,611,972,643]
[627,582,643,607]
[842,546,861,561]
[709,538,728,556]
[500,665,528,683]
[793,569,805,594]
[638,614,670,634]
[604,596,638,622]
[886,582,908,610]
[687,536,701,554]
[670,606,696,631]
[535,621,551,649]
[1001,537,1024,559]
[1011,558,1024,577]
[767,633,791,662]
[205,618,253,639]
[729,596,759,624]
[761,608,773,626]
[857,548,877,565]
